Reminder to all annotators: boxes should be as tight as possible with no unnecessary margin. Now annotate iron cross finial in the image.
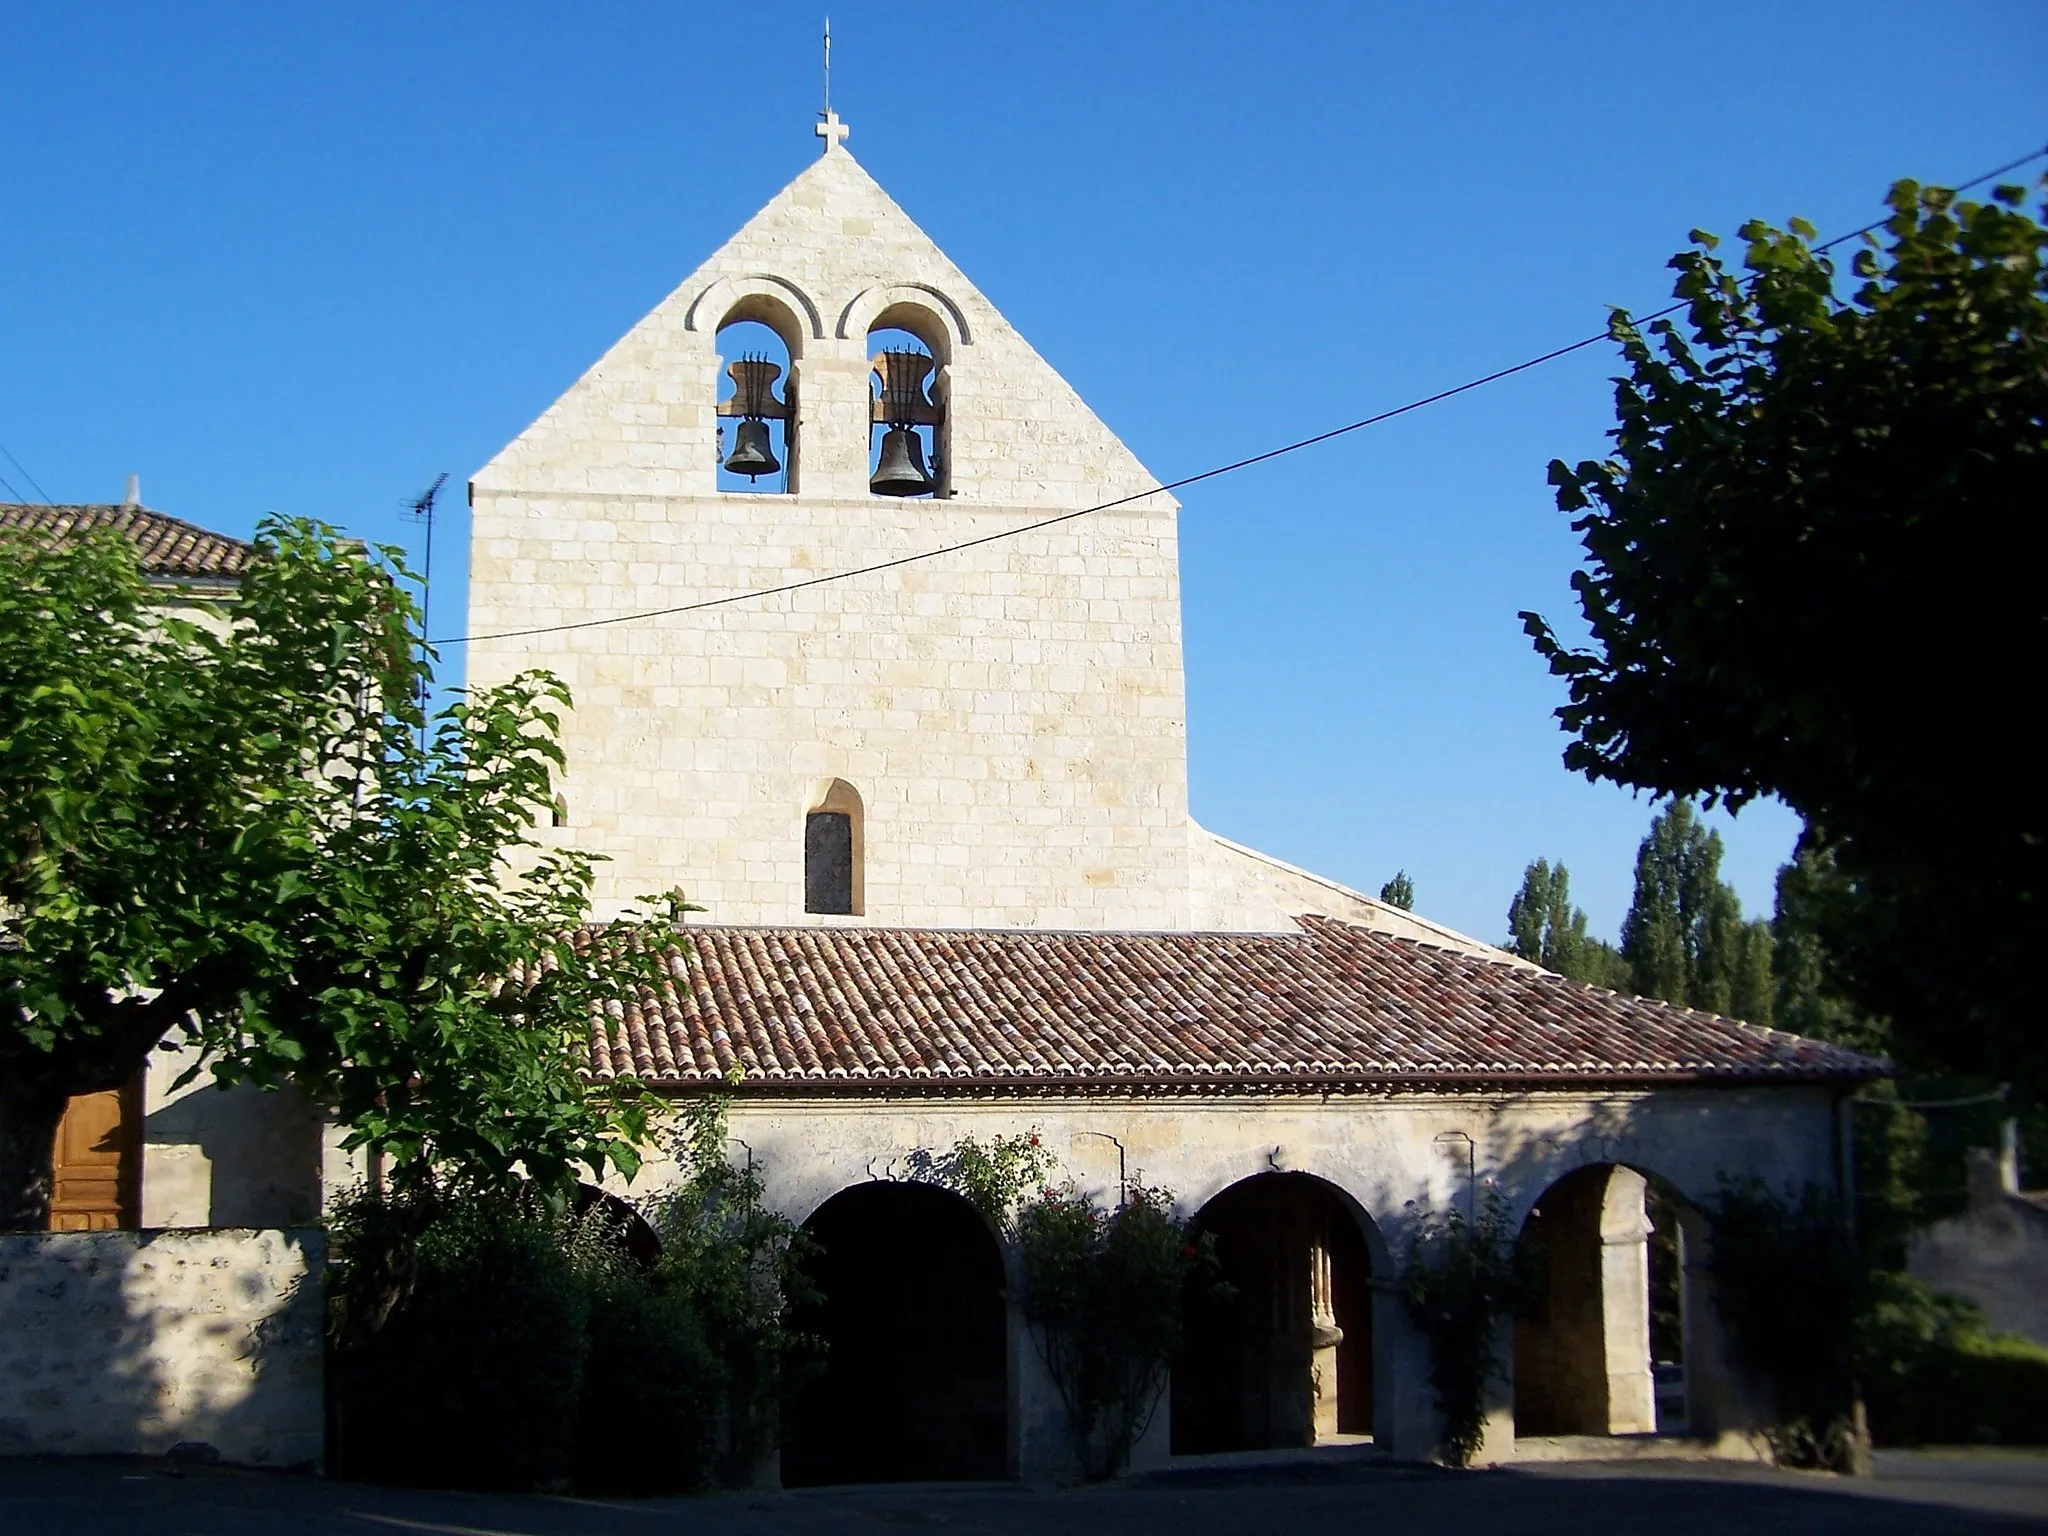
[815,19,848,154]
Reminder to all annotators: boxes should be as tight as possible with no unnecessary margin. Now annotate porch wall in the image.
[616,1085,1840,1472]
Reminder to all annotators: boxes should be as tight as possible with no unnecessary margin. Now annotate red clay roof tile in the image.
[0,503,249,581]
[577,916,1880,1091]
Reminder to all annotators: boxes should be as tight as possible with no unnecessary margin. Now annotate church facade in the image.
[463,112,1486,948]
[458,119,1877,1480]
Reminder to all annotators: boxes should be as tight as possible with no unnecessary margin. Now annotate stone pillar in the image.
[1472,1314,1519,1465]
[1675,1207,1770,1451]
[1599,1167,1657,1435]
[1370,1275,1440,1460]
[1012,1297,1075,1483]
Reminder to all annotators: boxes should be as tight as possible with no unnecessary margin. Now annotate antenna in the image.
[822,16,831,116]
[405,473,449,743]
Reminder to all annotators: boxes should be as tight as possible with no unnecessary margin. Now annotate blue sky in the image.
[3,3,2041,944]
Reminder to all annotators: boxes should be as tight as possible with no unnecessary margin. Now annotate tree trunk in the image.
[0,1075,72,1232]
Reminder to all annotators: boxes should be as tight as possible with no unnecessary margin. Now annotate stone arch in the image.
[1511,1160,1696,1441]
[804,778,864,917]
[837,282,972,358]
[1172,1170,1382,1453]
[782,1180,1009,1486]
[683,274,824,353]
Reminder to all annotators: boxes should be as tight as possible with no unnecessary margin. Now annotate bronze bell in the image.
[870,426,932,496]
[725,418,780,480]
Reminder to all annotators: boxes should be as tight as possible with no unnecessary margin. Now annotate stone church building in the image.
[4,115,1876,1480]
[459,116,1875,1478]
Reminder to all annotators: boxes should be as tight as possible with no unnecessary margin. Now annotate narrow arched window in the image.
[804,779,864,916]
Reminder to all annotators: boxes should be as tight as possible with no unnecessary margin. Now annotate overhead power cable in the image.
[436,140,2048,648]
[0,438,54,504]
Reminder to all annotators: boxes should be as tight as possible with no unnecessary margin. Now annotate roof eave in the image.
[616,1065,1887,1097]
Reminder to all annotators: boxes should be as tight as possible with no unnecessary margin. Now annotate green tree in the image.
[1772,843,1887,1056]
[1619,800,1772,1022]
[1524,178,2047,1090]
[0,518,666,1230]
[1505,858,1628,989]
[1379,870,1416,910]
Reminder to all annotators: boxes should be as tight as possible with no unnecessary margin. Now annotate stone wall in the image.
[1188,825,1525,956]
[0,1228,324,1468]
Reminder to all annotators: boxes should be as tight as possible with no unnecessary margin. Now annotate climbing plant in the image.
[903,1130,1057,1234]
[911,1131,1219,1479]
[1402,1187,1521,1467]
[643,1090,818,1486]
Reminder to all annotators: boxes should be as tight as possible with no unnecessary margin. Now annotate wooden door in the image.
[49,1078,141,1230]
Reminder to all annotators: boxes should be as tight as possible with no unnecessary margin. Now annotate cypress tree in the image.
[1506,858,1627,990]
[1620,799,1767,1020]
[1772,842,1884,1054]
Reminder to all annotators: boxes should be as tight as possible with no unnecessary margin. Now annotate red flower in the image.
[1181,1244,1197,1257]
[1028,1135,1040,1147]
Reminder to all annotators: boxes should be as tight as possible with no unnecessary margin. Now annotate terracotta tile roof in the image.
[582,916,1881,1092]
[0,503,250,581]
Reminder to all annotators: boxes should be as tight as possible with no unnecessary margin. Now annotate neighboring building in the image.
[0,497,325,1235]
[0,497,248,602]
[1909,1127,2048,1346]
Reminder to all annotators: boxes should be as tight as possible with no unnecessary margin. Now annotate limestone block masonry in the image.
[0,1229,325,1468]
[466,140,1473,942]
[469,144,1187,926]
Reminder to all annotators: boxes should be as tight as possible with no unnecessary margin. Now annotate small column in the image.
[1309,1230,1344,1441]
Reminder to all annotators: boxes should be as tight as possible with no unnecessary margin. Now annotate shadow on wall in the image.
[0,1229,325,1467]
[143,1080,324,1228]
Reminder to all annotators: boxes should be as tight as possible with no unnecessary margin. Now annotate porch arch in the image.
[1172,1171,1380,1453]
[782,1180,1008,1486]
[1511,1161,1695,1440]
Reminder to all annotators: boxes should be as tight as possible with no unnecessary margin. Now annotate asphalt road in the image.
[4,1449,2046,1535]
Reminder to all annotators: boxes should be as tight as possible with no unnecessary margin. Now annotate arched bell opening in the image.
[716,313,796,494]
[867,313,946,500]
[1171,1171,1377,1454]
[1512,1162,1692,1440]
[782,1181,1008,1487]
